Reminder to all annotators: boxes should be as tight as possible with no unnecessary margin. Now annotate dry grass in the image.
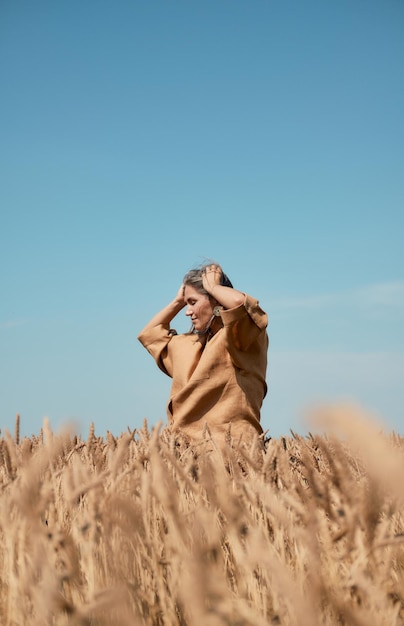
[1,405,404,625]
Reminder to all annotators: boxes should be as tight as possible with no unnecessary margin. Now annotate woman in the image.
[137,262,268,448]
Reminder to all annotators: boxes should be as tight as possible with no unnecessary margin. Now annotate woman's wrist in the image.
[172,297,185,310]
[206,282,220,298]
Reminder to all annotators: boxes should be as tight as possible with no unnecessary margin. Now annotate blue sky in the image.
[1,0,403,439]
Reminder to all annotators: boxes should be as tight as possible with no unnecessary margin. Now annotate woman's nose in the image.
[185,305,193,316]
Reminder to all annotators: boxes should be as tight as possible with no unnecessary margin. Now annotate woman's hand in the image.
[202,264,245,309]
[175,284,186,307]
[202,264,223,294]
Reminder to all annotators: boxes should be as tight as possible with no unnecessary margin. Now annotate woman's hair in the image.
[183,263,233,335]
[183,263,233,297]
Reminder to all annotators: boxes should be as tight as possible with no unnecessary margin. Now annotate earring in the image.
[213,306,223,316]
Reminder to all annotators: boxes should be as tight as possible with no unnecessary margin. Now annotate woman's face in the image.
[184,285,214,332]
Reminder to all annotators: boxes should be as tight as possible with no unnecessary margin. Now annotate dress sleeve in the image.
[220,294,268,352]
[137,324,176,376]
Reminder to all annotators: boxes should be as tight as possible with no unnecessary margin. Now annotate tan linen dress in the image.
[137,294,268,446]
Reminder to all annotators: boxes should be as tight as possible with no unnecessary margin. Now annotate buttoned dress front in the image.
[137,294,268,446]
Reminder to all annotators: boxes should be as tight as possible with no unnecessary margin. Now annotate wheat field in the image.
[1,406,404,626]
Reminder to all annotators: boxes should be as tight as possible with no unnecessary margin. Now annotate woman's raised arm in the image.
[140,285,186,332]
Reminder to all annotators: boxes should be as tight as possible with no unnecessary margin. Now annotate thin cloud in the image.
[356,281,404,309]
[270,293,340,311]
[270,281,404,317]
[0,320,27,330]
